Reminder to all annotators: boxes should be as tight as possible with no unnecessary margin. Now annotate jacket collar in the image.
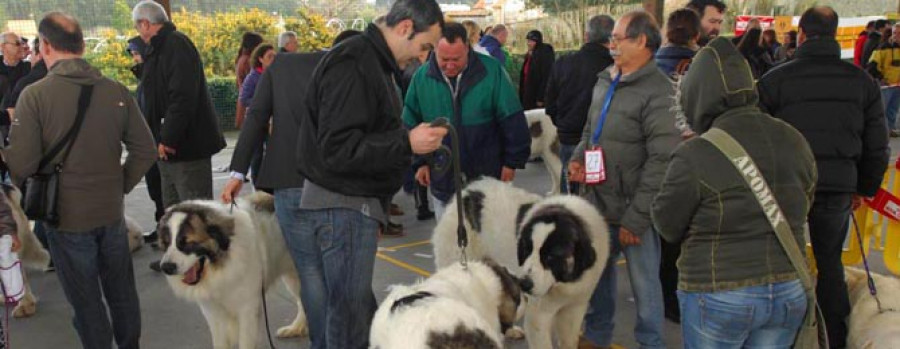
[480,35,500,49]
[425,48,487,96]
[363,23,402,79]
[794,37,841,60]
[600,58,660,84]
[147,21,176,57]
[581,42,609,55]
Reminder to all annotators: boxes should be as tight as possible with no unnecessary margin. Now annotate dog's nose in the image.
[160,262,178,275]
[520,278,534,293]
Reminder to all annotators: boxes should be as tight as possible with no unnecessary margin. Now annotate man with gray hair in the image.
[278,31,299,53]
[131,1,225,215]
[569,11,676,348]
[0,31,30,142]
[545,15,615,194]
[4,12,156,348]
[479,23,508,64]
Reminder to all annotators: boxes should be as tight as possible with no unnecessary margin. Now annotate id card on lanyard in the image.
[585,72,622,185]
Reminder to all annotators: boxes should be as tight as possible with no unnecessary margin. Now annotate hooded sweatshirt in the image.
[651,38,817,292]
[4,59,157,232]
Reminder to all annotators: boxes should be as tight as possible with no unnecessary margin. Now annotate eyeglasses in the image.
[2,41,22,47]
[609,35,635,45]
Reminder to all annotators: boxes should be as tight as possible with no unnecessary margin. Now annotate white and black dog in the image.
[526,109,562,195]
[432,178,609,348]
[370,259,524,349]
[158,192,307,349]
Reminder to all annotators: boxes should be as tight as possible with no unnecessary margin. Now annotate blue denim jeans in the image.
[583,224,665,348]
[45,219,141,349]
[678,280,806,348]
[282,203,379,349]
[559,143,580,194]
[882,86,900,129]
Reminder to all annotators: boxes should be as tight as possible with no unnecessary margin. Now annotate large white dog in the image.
[526,109,562,195]
[370,260,523,349]
[432,178,609,348]
[845,267,900,348]
[158,192,307,349]
[0,184,50,318]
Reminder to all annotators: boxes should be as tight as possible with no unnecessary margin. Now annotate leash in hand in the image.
[428,117,468,269]
[850,213,893,313]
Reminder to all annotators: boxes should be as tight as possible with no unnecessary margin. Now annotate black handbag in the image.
[21,85,94,225]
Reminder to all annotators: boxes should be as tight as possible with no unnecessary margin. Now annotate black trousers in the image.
[808,192,852,349]
[660,239,680,319]
[144,162,165,222]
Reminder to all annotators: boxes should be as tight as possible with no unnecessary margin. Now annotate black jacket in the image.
[545,42,613,145]
[519,43,555,110]
[296,24,412,198]
[230,52,325,190]
[862,31,884,70]
[0,61,46,115]
[0,59,30,126]
[141,22,225,161]
[758,38,889,196]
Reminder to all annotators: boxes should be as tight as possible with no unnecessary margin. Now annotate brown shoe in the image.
[578,336,610,349]
[390,203,404,216]
[382,222,405,237]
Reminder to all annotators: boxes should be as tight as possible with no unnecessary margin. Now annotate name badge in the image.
[585,146,606,185]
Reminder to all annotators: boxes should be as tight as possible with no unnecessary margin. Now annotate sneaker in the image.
[891,129,900,138]
[150,260,162,272]
[417,209,435,221]
[578,336,610,349]
[382,222,405,237]
[390,203,404,216]
[143,230,159,243]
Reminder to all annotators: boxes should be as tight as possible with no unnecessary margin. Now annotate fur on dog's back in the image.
[846,267,900,348]
[371,261,517,349]
[432,178,541,273]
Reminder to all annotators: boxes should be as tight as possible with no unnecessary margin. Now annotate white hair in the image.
[278,31,297,48]
[0,32,18,44]
[132,0,169,24]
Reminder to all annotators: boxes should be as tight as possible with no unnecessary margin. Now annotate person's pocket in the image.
[781,287,807,329]
[700,293,754,339]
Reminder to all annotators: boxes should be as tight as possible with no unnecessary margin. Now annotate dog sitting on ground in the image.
[432,178,609,348]
[525,109,562,195]
[158,192,307,349]
[845,267,900,348]
[370,259,523,349]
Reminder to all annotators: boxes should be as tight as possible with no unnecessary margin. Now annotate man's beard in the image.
[698,30,718,47]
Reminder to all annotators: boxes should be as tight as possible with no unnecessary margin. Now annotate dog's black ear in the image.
[517,223,534,267]
[529,120,543,138]
[462,190,485,232]
[205,215,235,252]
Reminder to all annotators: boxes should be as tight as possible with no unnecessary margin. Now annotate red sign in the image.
[866,189,900,222]
[734,16,776,36]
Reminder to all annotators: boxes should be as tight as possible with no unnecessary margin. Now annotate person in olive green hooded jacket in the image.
[652,36,817,348]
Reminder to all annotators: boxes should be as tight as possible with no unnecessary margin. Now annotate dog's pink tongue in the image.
[182,263,200,285]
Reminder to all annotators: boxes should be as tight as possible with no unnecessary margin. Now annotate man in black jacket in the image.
[545,15,614,194]
[519,30,554,110]
[132,0,226,209]
[758,7,890,348]
[294,0,446,346]
[0,32,30,141]
[862,19,889,73]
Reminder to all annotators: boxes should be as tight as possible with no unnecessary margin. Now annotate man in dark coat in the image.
[545,15,615,194]
[758,7,890,348]
[0,32,30,141]
[862,19,889,72]
[519,30,554,110]
[132,0,226,209]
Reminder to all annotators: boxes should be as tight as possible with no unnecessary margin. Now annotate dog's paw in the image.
[505,326,525,340]
[276,323,308,338]
[13,299,36,318]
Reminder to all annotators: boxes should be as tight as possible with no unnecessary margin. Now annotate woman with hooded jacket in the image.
[652,37,817,348]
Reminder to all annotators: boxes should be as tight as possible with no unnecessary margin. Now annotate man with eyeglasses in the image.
[0,32,31,142]
[568,11,679,349]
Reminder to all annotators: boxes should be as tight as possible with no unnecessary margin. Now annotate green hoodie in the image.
[651,38,817,292]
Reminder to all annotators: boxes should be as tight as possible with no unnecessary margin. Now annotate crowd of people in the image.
[0,0,894,348]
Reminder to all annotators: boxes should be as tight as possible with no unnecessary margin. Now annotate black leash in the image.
[428,117,468,268]
[851,213,892,313]
[230,200,278,348]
